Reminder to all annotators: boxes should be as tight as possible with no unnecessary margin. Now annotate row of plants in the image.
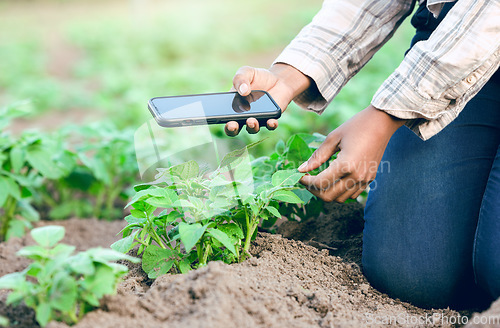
[0,102,138,241]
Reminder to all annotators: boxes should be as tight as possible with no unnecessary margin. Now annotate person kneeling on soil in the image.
[225,0,500,309]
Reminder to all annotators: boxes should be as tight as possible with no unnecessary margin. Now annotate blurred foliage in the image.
[0,0,415,222]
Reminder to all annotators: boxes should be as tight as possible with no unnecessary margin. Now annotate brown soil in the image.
[0,206,498,328]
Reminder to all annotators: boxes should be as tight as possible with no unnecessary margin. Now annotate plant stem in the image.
[150,227,167,249]
[201,243,211,266]
[1,197,16,241]
[241,208,254,261]
[105,185,122,219]
[93,186,106,218]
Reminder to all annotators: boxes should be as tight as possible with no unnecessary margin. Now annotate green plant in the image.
[0,225,139,327]
[38,122,139,221]
[112,140,307,277]
[0,315,8,327]
[250,133,329,222]
[0,103,76,241]
[74,122,138,220]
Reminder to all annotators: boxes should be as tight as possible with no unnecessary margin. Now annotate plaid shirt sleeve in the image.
[274,0,500,140]
[372,0,500,140]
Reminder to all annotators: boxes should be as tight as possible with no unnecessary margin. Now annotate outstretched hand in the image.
[298,105,406,202]
[225,64,311,136]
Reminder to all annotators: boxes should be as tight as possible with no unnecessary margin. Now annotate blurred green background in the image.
[0,0,414,146]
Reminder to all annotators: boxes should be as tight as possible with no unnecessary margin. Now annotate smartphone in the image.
[147,90,281,127]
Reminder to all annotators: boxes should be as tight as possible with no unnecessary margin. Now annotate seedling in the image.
[112,140,308,277]
[0,225,139,327]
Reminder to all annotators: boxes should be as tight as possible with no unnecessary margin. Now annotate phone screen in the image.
[149,91,279,121]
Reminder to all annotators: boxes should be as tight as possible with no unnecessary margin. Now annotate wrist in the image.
[367,104,406,133]
[270,63,311,104]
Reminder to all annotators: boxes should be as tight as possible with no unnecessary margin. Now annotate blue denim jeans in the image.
[363,79,500,308]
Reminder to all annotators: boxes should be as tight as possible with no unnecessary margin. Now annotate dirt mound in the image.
[1,210,498,328]
[277,201,365,264]
[46,234,458,328]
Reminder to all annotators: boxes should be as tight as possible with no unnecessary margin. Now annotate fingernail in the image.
[239,83,248,94]
[298,161,308,171]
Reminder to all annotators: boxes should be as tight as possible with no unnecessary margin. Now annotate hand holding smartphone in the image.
[148,90,281,128]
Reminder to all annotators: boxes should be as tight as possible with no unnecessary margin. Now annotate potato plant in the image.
[251,133,330,224]
[112,140,308,277]
[0,103,76,241]
[1,101,140,240]
[0,226,139,327]
[43,122,139,221]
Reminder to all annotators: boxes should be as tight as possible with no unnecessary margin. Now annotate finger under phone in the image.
[225,118,279,136]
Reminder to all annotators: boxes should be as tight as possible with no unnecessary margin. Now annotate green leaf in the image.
[125,187,177,209]
[80,265,119,301]
[142,245,175,279]
[286,134,313,168]
[18,200,40,222]
[178,258,192,274]
[130,209,146,219]
[218,139,266,169]
[164,160,199,180]
[145,188,179,208]
[5,219,29,241]
[271,170,305,187]
[271,189,304,204]
[68,253,95,276]
[218,223,244,239]
[111,230,139,254]
[26,144,65,179]
[292,189,314,203]
[133,183,152,192]
[10,145,25,173]
[165,211,183,223]
[178,222,208,252]
[261,216,278,229]
[125,215,147,225]
[86,248,140,264]
[0,175,20,205]
[0,314,9,327]
[0,272,25,290]
[16,245,48,260]
[266,205,282,218]
[275,139,286,155]
[79,153,111,185]
[49,272,77,312]
[207,229,237,256]
[30,226,65,248]
[35,302,52,327]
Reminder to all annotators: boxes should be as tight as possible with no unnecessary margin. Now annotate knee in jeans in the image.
[474,253,500,300]
[362,251,463,308]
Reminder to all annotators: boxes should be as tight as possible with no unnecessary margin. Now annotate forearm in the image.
[366,105,407,140]
[274,0,415,113]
